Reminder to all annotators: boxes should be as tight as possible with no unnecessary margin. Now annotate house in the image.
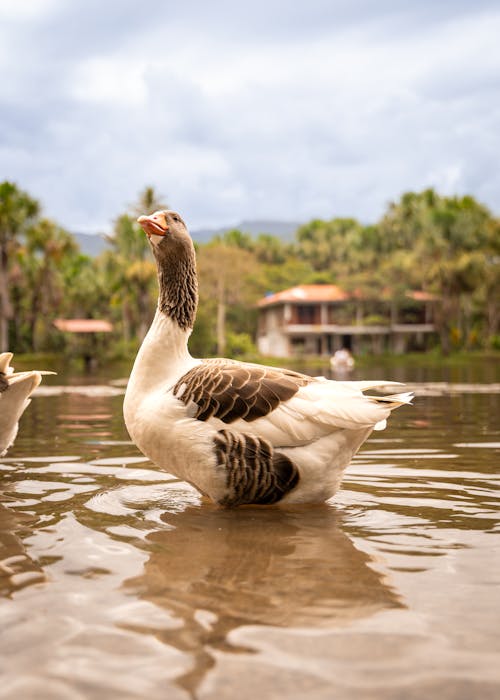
[256,284,437,357]
[53,319,113,333]
[53,319,114,370]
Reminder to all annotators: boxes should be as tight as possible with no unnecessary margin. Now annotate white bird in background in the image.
[0,352,54,456]
[124,210,413,507]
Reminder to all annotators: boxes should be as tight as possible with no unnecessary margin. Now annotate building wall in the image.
[257,301,437,358]
[257,307,290,357]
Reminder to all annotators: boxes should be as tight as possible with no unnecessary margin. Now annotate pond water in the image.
[1,359,499,699]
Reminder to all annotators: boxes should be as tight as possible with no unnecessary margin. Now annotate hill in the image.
[73,221,302,255]
[74,232,107,257]
[190,219,302,244]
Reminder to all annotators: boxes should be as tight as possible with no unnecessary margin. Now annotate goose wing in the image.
[172,358,312,424]
[172,359,409,447]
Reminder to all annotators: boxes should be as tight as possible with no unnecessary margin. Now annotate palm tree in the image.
[106,187,168,342]
[133,185,169,217]
[296,218,364,272]
[0,182,39,350]
[378,189,495,352]
[24,218,79,350]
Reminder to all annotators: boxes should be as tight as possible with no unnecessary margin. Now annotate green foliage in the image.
[188,301,217,357]
[0,181,498,359]
[0,181,39,244]
[0,182,40,351]
[359,315,390,327]
[213,228,254,250]
[225,331,257,358]
[490,335,500,351]
[296,217,367,272]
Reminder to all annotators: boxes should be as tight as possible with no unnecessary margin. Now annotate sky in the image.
[1,0,499,234]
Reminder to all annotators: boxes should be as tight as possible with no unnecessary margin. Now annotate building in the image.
[53,319,114,370]
[53,319,113,333]
[257,284,437,357]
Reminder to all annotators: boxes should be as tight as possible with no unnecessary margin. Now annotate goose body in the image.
[0,353,53,456]
[124,210,412,506]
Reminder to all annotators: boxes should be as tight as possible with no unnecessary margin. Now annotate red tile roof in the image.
[258,285,439,307]
[406,290,440,302]
[258,284,350,307]
[54,319,113,333]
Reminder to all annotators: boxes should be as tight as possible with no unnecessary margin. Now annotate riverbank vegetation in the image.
[0,181,498,360]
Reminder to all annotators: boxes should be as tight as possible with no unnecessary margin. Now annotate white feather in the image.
[124,310,413,504]
[0,353,46,456]
[124,210,413,505]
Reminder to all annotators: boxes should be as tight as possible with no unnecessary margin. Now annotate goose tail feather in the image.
[365,391,414,408]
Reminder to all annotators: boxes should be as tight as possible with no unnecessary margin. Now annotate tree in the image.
[196,243,257,356]
[379,190,493,351]
[23,219,79,350]
[253,233,289,265]
[213,228,254,251]
[477,219,500,343]
[295,217,365,273]
[105,188,168,343]
[103,215,154,342]
[133,185,169,217]
[0,182,39,350]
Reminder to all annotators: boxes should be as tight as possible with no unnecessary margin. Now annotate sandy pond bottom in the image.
[0,376,499,700]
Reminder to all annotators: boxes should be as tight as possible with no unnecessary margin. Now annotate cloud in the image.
[0,0,61,21]
[0,1,499,232]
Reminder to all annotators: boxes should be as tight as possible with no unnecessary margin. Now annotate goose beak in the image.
[137,213,169,238]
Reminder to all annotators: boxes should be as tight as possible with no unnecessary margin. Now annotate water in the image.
[1,361,499,699]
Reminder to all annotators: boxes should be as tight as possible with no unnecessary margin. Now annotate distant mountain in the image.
[72,220,302,256]
[191,220,302,244]
[74,232,107,257]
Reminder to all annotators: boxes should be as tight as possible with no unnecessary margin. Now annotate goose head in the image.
[137,209,198,331]
[137,210,189,248]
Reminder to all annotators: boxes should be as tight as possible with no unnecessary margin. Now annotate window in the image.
[296,305,317,324]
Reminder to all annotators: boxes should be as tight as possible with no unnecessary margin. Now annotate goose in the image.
[0,353,54,456]
[124,210,412,507]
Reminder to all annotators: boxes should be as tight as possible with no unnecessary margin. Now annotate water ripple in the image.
[0,385,499,698]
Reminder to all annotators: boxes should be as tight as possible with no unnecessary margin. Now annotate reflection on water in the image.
[126,505,401,694]
[134,506,400,628]
[1,367,500,699]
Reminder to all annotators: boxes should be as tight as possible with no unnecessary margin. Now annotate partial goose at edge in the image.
[0,352,55,456]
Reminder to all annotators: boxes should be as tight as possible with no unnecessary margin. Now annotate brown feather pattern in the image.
[214,429,299,506]
[173,359,312,424]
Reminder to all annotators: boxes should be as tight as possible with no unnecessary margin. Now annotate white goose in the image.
[124,210,412,506]
[0,352,54,456]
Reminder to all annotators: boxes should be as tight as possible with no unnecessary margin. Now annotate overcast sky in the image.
[1,0,499,233]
